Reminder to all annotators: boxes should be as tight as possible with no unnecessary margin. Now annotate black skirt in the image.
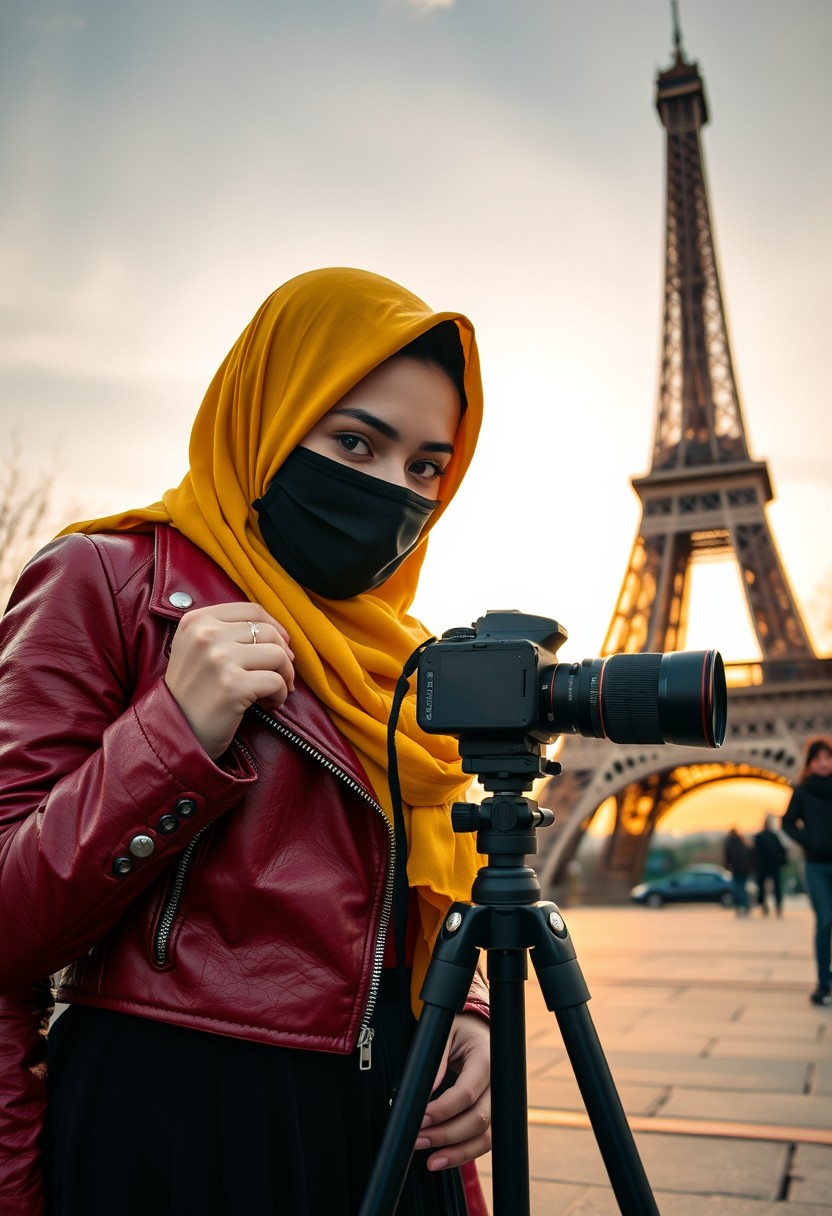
[44,975,468,1216]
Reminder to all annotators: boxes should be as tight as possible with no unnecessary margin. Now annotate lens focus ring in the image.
[601,654,664,744]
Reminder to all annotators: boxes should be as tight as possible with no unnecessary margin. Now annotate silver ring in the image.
[248,622,261,645]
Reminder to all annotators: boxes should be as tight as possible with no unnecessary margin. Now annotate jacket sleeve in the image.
[0,982,52,1216]
[0,534,257,988]
[463,967,489,1021]
[0,536,256,1208]
[781,787,808,849]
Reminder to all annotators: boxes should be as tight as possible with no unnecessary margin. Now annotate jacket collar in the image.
[151,524,241,619]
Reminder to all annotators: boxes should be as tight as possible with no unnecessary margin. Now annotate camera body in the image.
[417,611,567,741]
[416,609,726,750]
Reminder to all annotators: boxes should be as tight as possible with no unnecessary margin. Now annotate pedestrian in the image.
[753,813,788,916]
[782,735,832,1006]
[723,827,752,916]
[0,268,492,1215]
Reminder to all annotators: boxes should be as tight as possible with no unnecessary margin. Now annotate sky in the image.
[1,0,831,663]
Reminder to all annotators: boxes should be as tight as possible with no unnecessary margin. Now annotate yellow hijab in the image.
[63,267,484,1004]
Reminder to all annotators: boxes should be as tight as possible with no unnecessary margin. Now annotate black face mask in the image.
[253,447,438,599]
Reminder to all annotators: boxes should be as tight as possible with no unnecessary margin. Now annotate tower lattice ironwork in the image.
[536,16,832,902]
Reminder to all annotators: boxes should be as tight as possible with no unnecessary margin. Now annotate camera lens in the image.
[542,650,726,748]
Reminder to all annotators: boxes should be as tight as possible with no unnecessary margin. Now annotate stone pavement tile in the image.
[659,1085,832,1129]
[568,1027,715,1056]
[517,1126,788,1199]
[708,1037,832,1062]
[525,1020,654,1055]
[663,991,752,1011]
[526,1004,645,1038]
[526,1072,666,1117]
[476,1168,589,1216]
[526,982,680,1014]
[731,1003,832,1027]
[637,999,825,1033]
[788,1143,832,1205]
[616,961,727,984]
[723,980,818,999]
[543,1051,806,1093]
[582,985,682,1010]
[651,995,754,1021]
[683,1019,827,1046]
[658,960,785,984]
[635,1003,748,1025]
[506,1187,829,1215]
[526,1045,568,1075]
[813,1060,832,1096]
[527,1180,591,1215]
[724,964,821,986]
[650,1201,822,1216]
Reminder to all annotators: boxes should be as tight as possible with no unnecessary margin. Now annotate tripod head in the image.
[455,732,561,795]
[451,733,561,905]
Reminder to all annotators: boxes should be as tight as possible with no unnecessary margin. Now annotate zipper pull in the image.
[357,1025,374,1071]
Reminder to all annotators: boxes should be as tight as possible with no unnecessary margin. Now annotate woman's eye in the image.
[337,433,370,455]
[410,459,445,481]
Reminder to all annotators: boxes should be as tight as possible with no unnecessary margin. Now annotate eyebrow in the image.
[329,407,455,454]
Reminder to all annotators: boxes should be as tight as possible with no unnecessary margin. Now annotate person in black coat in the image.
[782,736,832,1006]
[723,828,752,916]
[753,814,788,916]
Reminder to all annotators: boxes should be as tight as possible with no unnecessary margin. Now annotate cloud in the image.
[398,0,455,11]
[23,15,86,32]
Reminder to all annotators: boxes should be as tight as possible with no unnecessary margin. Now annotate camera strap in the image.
[386,637,436,1040]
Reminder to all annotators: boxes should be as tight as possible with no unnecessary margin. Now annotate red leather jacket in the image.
[0,525,487,1213]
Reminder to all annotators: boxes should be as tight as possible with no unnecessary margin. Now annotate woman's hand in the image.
[165,603,295,759]
[415,1013,491,1172]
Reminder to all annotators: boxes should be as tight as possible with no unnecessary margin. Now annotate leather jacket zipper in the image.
[152,738,259,967]
[251,705,395,1071]
[153,826,209,965]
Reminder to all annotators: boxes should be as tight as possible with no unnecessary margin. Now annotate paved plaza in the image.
[475,897,832,1214]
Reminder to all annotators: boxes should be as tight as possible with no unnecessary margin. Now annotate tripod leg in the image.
[359,904,482,1216]
[358,1003,457,1216]
[555,1005,659,1215]
[488,948,531,1216]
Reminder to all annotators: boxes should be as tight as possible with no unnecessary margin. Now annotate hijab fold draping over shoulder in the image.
[61,267,485,1007]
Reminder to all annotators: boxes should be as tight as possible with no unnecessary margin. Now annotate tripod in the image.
[359,735,659,1216]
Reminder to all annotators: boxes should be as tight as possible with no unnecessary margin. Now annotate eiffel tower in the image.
[537,11,832,902]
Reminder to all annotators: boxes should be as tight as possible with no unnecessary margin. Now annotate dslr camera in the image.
[416,609,726,749]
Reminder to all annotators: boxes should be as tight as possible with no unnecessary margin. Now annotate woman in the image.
[782,736,832,1006]
[0,268,491,1215]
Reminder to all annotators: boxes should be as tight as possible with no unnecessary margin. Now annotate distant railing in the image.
[725,657,832,690]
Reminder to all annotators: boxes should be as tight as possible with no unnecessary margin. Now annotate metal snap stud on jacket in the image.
[129,835,155,858]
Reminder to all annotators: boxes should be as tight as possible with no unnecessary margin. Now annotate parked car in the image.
[630,863,735,908]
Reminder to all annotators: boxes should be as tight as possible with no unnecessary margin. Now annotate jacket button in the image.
[129,834,155,858]
[175,797,198,817]
[157,814,179,834]
[113,856,133,876]
[169,591,193,609]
